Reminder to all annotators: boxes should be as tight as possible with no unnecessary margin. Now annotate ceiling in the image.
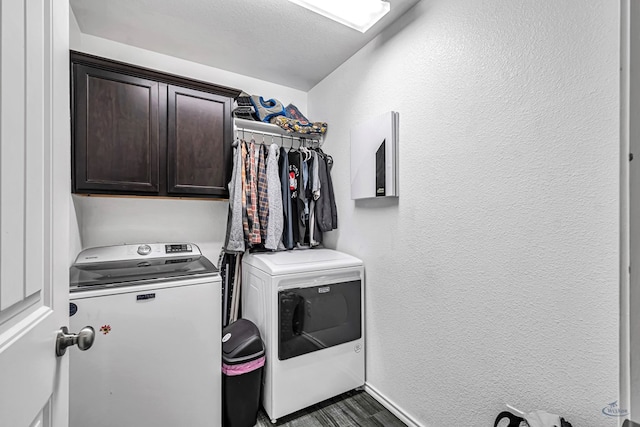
[70,0,420,91]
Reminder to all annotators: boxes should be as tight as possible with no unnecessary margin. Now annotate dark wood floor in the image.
[255,390,407,427]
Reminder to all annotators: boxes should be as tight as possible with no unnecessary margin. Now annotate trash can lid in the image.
[222,319,264,364]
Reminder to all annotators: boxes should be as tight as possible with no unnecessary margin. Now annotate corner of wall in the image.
[68,5,82,50]
[68,195,83,266]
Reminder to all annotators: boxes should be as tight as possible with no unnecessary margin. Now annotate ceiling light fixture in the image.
[288,0,391,33]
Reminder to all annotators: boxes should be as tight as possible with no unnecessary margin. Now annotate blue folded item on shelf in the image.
[249,95,286,123]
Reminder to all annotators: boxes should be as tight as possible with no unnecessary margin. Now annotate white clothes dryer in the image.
[241,249,365,423]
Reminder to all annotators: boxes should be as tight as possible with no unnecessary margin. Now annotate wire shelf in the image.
[234,118,323,147]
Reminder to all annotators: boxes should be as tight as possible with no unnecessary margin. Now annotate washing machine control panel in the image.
[165,244,193,254]
[73,243,201,265]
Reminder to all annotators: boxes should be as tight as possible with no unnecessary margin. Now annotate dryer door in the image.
[278,280,361,360]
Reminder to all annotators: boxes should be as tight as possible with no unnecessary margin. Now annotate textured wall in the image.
[308,1,621,426]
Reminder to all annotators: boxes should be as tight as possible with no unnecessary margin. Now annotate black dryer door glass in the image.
[278,280,361,360]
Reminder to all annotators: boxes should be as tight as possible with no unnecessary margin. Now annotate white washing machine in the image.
[69,243,221,427]
[241,249,365,423]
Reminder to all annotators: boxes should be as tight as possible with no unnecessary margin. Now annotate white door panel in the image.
[0,309,57,427]
[0,0,28,310]
[0,1,70,426]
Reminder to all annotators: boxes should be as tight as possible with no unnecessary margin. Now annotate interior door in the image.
[0,1,70,427]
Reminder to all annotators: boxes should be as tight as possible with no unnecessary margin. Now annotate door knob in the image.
[56,326,95,357]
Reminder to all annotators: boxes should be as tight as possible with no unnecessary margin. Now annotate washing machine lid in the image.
[69,243,218,291]
[243,249,363,275]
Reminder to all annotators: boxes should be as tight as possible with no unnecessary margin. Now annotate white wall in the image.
[68,8,308,261]
[68,195,82,265]
[72,195,228,264]
[309,1,621,426]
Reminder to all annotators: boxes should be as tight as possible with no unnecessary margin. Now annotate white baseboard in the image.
[364,383,423,427]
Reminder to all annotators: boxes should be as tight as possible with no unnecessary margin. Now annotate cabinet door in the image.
[167,85,231,197]
[73,65,160,194]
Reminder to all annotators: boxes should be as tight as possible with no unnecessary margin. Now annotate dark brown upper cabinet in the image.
[167,85,231,196]
[73,65,160,194]
[71,51,240,198]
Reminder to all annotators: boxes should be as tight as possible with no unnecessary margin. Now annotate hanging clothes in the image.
[325,154,338,230]
[224,141,245,252]
[245,140,261,245]
[265,144,283,250]
[257,143,269,242]
[224,132,336,252]
[311,150,320,201]
[241,141,249,242]
[308,150,322,246]
[297,149,310,245]
[288,149,302,245]
[279,147,294,249]
[316,154,334,232]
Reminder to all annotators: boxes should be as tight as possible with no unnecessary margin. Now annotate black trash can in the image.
[222,319,265,427]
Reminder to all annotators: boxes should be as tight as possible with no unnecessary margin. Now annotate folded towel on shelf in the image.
[270,116,327,135]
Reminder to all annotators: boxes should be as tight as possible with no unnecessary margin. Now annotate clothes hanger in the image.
[317,145,332,165]
[300,140,311,161]
[299,139,310,161]
[305,139,313,160]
